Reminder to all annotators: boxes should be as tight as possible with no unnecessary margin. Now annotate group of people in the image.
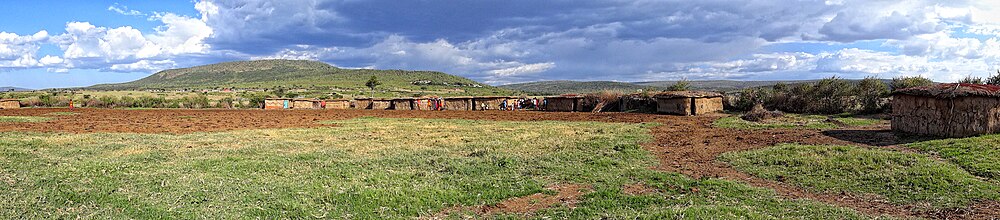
[496,98,545,111]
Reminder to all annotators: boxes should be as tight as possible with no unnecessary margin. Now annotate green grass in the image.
[907,134,1000,181]
[42,112,79,116]
[713,114,882,130]
[0,118,870,219]
[720,144,1000,209]
[0,116,50,123]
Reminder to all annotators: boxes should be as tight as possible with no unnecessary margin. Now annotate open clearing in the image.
[1,108,998,218]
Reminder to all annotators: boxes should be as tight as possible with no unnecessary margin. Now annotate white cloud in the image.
[489,62,555,76]
[107,3,145,16]
[109,60,177,72]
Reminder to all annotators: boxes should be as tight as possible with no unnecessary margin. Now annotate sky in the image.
[2,0,1000,89]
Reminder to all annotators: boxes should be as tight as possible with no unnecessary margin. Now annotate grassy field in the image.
[713,114,882,130]
[908,134,1000,181]
[0,116,50,123]
[720,144,1000,209]
[0,118,869,219]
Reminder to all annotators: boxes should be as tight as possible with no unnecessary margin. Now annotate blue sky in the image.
[2,0,1000,89]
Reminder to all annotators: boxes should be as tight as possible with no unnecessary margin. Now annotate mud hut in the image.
[543,95,585,112]
[653,91,724,116]
[324,99,351,109]
[293,99,322,109]
[372,99,393,110]
[891,83,1000,137]
[264,98,292,109]
[413,98,434,110]
[473,96,517,110]
[392,98,416,110]
[354,98,373,109]
[443,97,473,111]
[0,99,20,109]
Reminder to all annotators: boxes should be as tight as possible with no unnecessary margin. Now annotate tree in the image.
[890,76,933,91]
[855,76,889,113]
[987,70,1000,86]
[667,79,690,91]
[958,75,984,84]
[365,75,381,97]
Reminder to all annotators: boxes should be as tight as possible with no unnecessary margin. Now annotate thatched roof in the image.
[443,96,473,99]
[892,83,1000,99]
[0,99,19,102]
[653,91,723,99]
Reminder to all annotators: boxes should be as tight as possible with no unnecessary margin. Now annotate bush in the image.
[668,80,690,91]
[891,76,933,91]
[855,77,889,114]
[958,75,984,84]
[987,70,1000,86]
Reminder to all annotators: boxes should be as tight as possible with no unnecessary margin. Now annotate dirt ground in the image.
[0,108,996,219]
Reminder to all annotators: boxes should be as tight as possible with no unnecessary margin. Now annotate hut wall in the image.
[414,99,433,110]
[545,98,577,112]
[293,101,316,109]
[325,100,351,109]
[657,98,692,115]
[355,99,373,109]
[474,98,505,110]
[892,95,1000,137]
[444,99,472,111]
[0,100,20,109]
[264,99,288,109]
[372,100,392,110]
[393,100,414,110]
[692,97,724,115]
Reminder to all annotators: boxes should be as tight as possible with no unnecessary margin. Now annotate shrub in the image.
[668,79,691,91]
[855,77,889,114]
[958,75,985,84]
[987,70,1000,86]
[890,76,933,91]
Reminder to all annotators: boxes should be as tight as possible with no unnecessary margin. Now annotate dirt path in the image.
[1,108,996,218]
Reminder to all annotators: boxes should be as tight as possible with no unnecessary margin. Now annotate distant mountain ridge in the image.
[87,59,512,96]
[0,87,31,92]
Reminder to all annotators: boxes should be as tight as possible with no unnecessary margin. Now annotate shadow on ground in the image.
[821,129,941,146]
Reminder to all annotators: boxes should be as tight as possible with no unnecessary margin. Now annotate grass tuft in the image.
[907,134,1000,181]
[0,116,51,123]
[720,144,1000,209]
[713,114,881,130]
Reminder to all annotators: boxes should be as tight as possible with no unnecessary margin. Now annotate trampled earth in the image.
[0,108,996,219]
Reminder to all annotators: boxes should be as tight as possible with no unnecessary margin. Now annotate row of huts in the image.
[263,92,726,116]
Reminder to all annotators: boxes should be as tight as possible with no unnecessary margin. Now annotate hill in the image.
[499,81,660,95]
[0,87,31,92]
[88,60,514,97]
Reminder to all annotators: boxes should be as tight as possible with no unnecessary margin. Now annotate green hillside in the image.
[499,80,660,95]
[89,60,514,97]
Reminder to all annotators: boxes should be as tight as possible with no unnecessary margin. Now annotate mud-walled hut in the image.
[544,95,585,112]
[443,97,473,111]
[354,98,373,109]
[892,83,1000,137]
[413,98,435,110]
[325,99,351,109]
[293,99,322,109]
[264,98,292,109]
[0,99,20,109]
[473,96,517,110]
[371,99,393,110]
[392,98,415,110]
[653,91,724,116]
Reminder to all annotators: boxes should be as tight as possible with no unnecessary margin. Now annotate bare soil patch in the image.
[424,184,591,219]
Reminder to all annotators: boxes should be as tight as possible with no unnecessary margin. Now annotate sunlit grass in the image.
[0,116,50,123]
[0,118,868,219]
[713,114,882,130]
